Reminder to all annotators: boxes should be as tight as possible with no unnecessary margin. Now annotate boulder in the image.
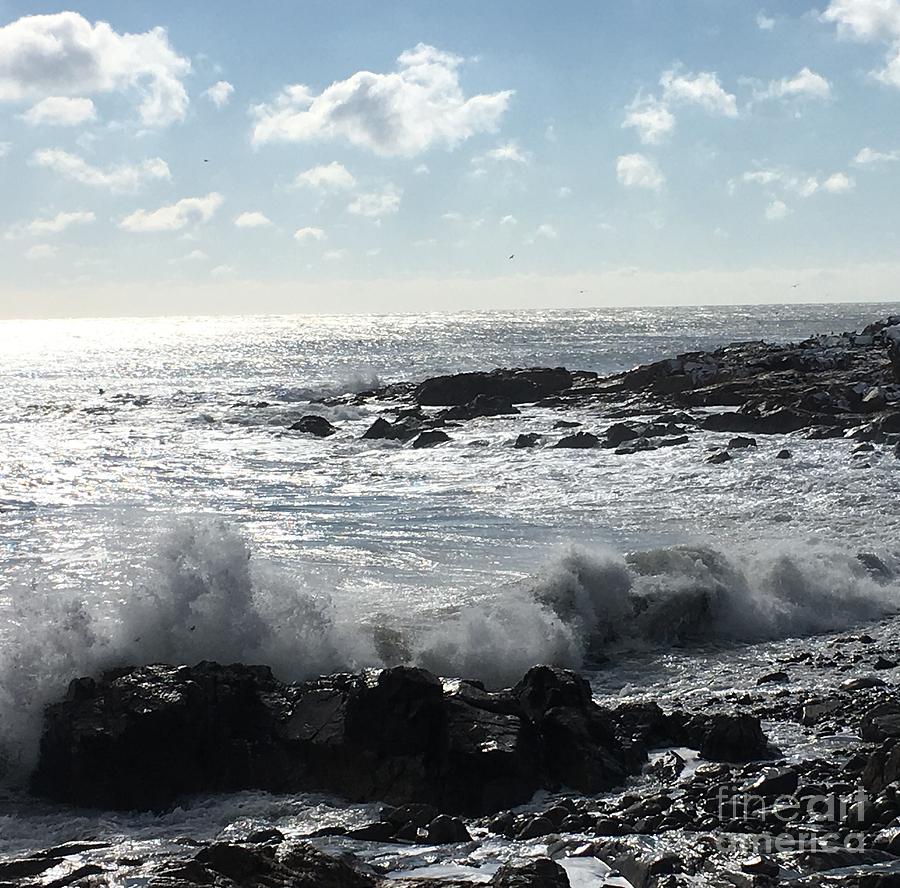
[554,432,600,449]
[362,417,422,442]
[707,451,731,465]
[414,368,573,406]
[439,395,519,421]
[31,662,639,814]
[514,433,541,449]
[727,436,757,449]
[412,430,451,448]
[605,423,641,447]
[490,858,570,888]
[694,712,768,762]
[289,415,337,437]
[861,703,900,742]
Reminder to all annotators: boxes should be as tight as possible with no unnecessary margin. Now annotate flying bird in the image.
[508,254,515,260]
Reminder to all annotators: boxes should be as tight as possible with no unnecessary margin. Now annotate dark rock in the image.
[841,675,886,691]
[875,657,899,670]
[776,448,792,459]
[362,417,421,442]
[741,856,779,877]
[514,433,541,449]
[32,662,637,814]
[246,828,285,845]
[743,766,799,797]
[695,712,768,762]
[289,415,337,437]
[490,858,570,888]
[516,816,555,840]
[554,432,600,449]
[425,814,472,844]
[0,859,64,881]
[412,430,450,448]
[657,435,689,447]
[861,703,900,741]
[553,420,581,429]
[757,671,789,685]
[707,451,731,464]
[727,436,757,449]
[615,437,658,455]
[414,368,573,406]
[864,741,900,793]
[440,395,519,421]
[605,423,641,447]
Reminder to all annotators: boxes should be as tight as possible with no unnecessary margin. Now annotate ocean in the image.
[2,302,900,873]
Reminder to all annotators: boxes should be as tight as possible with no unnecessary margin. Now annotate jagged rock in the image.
[757,671,789,685]
[31,662,638,814]
[861,703,900,742]
[728,436,757,449]
[707,451,731,464]
[742,766,799,797]
[439,395,519,421]
[695,712,768,762]
[615,437,658,455]
[412,430,450,448]
[414,368,573,406]
[362,417,422,442]
[514,433,541,449]
[490,858,570,888]
[605,423,641,447]
[776,449,792,459]
[554,432,600,449]
[289,415,337,437]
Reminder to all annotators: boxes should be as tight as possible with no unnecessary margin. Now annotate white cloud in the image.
[757,11,776,30]
[323,248,348,261]
[174,249,208,263]
[854,145,900,164]
[0,12,190,126]
[0,142,10,158]
[294,226,326,242]
[120,193,223,233]
[414,163,430,175]
[22,96,96,126]
[251,43,512,156]
[234,211,272,228]
[821,0,900,40]
[31,148,170,191]
[500,214,517,226]
[366,247,382,256]
[823,171,855,192]
[622,95,675,145]
[482,141,529,163]
[204,81,234,108]
[211,264,235,278]
[558,186,572,198]
[528,223,558,242]
[293,161,356,190]
[821,1,900,88]
[660,68,738,117]
[616,153,665,190]
[19,210,95,237]
[25,243,57,260]
[757,67,832,101]
[765,199,790,220]
[347,185,402,218]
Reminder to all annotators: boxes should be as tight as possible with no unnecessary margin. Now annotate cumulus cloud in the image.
[500,214,517,226]
[234,211,272,228]
[31,148,170,191]
[211,264,236,278]
[293,161,356,190]
[0,12,190,125]
[823,171,855,191]
[14,210,95,237]
[204,81,234,108]
[765,199,790,220]
[22,96,96,126]
[527,223,558,242]
[120,193,223,233]
[481,141,530,163]
[854,145,900,164]
[622,95,675,145]
[756,67,832,101]
[616,153,665,190]
[660,68,738,116]
[251,43,513,156]
[347,185,402,218]
[757,11,776,30]
[294,227,326,242]
[821,0,900,87]
[0,142,10,159]
[25,243,57,260]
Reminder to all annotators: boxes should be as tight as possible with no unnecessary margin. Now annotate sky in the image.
[2,0,900,318]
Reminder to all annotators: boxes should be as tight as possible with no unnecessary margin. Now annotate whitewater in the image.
[2,303,900,865]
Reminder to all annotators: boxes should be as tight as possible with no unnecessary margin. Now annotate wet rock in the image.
[741,856,779,877]
[695,712,768,762]
[841,676,886,691]
[289,415,337,437]
[606,423,641,447]
[728,436,757,449]
[554,431,600,449]
[776,449,792,459]
[875,657,899,670]
[440,395,519,421]
[757,671,789,685]
[32,662,638,814]
[362,417,422,442]
[0,859,64,881]
[514,433,541,449]
[425,814,472,844]
[553,420,581,429]
[412,430,451,448]
[616,437,658,455]
[516,815,555,840]
[801,699,840,726]
[861,703,900,741]
[414,368,573,406]
[490,858,570,888]
[707,451,731,464]
[742,766,799,797]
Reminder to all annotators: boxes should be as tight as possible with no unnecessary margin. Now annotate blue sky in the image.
[2,0,900,317]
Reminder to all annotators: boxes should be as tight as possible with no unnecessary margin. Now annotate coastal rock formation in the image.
[413,368,573,406]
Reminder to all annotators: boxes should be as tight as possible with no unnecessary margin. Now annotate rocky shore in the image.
[290,314,900,465]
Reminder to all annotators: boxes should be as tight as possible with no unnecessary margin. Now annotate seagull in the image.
[508,254,515,260]
[203,159,209,163]
[791,283,800,289]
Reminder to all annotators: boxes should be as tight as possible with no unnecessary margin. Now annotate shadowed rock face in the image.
[29,660,773,815]
[413,368,574,406]
[29,663,642,814]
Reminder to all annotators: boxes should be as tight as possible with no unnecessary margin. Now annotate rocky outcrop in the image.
[413,368,573,406]
[289,415,337,437]
[30,663,639,814]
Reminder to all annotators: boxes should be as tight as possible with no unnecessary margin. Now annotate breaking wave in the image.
[1,519,898,783]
